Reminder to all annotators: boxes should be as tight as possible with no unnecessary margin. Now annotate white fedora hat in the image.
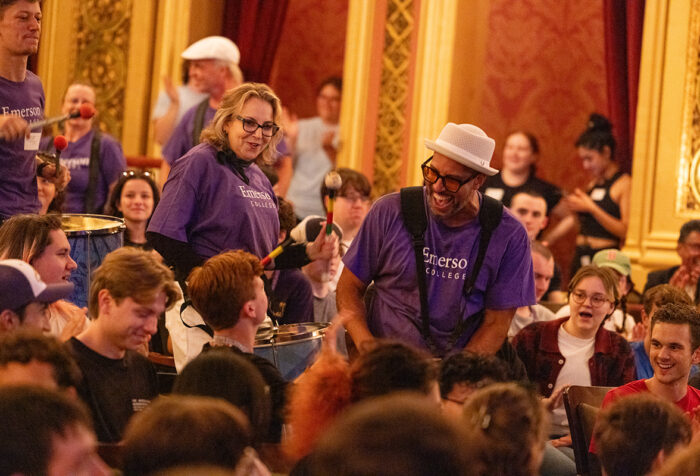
[424,123,498,176]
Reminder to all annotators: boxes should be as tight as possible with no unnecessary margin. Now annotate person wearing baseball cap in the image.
[161,36,244,173]
[337,122,535,360]
[0,259,73,334]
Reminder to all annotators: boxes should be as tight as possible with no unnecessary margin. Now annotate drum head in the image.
[254,322,329,347]
[61,214,125,236]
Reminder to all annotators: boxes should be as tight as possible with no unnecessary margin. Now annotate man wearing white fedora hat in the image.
[338,123,535,357]
[161,36,243,175]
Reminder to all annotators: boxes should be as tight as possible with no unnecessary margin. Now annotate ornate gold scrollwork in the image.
[373,0,414,196]
[73,0,132,137]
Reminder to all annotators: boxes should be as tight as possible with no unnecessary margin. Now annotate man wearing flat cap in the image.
[161,36,243,173]
[338,123,535,357]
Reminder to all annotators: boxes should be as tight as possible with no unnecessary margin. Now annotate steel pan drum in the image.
[61,214,125,309]
[254,322,329,380]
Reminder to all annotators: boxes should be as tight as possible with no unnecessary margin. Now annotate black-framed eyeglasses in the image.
[421,156,479,193]
[236,116,279,137]
[570,290,610,308]
[122,170,152,178]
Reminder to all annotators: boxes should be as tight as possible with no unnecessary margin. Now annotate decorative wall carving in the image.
[73,0,132,137]
[680,0,700,214]
[373,0,414,196]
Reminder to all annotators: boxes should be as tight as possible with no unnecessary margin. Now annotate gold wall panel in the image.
[373,0,415,196]
[679,0,700,214]
[73,0,132,138]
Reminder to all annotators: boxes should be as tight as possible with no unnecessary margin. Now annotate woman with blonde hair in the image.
[148,83,333,286]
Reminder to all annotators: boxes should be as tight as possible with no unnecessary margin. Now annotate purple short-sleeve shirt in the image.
[41,130,126,213]
[161,102,215,166]
[0,71,44,217]
[343,189,535,354]
[148,143,279,259]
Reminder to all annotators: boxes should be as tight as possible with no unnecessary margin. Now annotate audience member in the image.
[438,352,508,418]
[152,60,208,146]
[654,442,700,476]
[599,302,700,414]
[508,242,557,338]
[0,214,87,339]
[295,216,347,352]
[122,395,265,476]
[285,339,438,460]
[187,249,287,442]
[172,347,272,445]
[320,167,372,290]
[0,329,80,390]
[555,248,636,338]
[66,247,180,442]
[643,219,700,304]
[462,383,548,476]
[36,151,65,214]
[594,393,691,476]
[0,259,73,334]
[161,36,243,174]
[482,131,563,214]
[303,393,469,476]
[0,386,109,476]
[105,170,160,250]
[40,82,126,213]
[286,77,343,218]
[631,284,692,379]
[266,197,314,325]
[338,122,534,358]
[512,265,635,451]
[551,114,631,275]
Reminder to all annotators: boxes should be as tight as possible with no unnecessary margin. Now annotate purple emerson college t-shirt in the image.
[343,189,536,354]
[41,130,126,213]
[148,143,279,259]
[161,102,215,166]
[0,71,44,217]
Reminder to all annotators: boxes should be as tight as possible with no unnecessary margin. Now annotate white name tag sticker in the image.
[24,132,41,151]
[590,188,606,201]
[484,187,504,201]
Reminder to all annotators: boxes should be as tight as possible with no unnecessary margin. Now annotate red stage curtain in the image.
[222,0,290,84]
[602,0,645,173]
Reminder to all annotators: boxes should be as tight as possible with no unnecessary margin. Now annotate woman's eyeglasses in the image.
[122,170,152,178]
[570,290,610,308]
[236,116,279,137]
[421,156,479,193]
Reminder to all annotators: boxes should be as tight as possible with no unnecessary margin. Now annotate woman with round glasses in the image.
[148,83,332,286]
[105,171,160,250]
[512,265,635,457]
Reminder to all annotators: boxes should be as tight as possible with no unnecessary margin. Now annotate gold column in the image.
[626,0,698,285]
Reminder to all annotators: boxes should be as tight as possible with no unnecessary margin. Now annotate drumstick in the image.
[53,135,68,178]
[29,103,95,130]
[322,171,342,281]
[261,236,294,267]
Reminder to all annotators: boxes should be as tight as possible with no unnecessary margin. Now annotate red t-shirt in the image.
[590,379,700,453]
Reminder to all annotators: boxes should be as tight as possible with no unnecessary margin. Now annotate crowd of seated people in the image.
[6,2,700,473]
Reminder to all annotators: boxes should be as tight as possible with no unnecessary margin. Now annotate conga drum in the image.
[254,322,329,380]
[60,214,125,309]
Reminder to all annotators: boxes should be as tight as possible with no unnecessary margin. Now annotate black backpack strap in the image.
[192,98,210,146]
[84,129,102,213]
[400,186,436,353]
[448,195,503,348]
[179,300,214,338]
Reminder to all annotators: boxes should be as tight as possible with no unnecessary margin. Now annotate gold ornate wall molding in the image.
[73,0,132,138]
[626,0,696,285]
[679,0,700,214]
[372,0,416,196]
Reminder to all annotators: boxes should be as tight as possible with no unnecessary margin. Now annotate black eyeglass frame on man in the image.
[421,156,480,193]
